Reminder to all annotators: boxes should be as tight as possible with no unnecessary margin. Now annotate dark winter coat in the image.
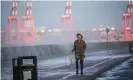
[72,40,87,60]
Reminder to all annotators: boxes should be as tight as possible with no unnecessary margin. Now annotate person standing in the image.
[71,33,87,76]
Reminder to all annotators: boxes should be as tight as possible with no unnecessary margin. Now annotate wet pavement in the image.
[1,49,132,80]
[96,56,133,80]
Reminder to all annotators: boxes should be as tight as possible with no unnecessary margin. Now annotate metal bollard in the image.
[12,58,20,80]
[18,56,38,80]
[129,43,133,53]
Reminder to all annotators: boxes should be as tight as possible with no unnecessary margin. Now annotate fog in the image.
[1,0,131,68]
[1,1,128,46]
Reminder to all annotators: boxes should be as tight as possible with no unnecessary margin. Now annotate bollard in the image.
[129,43,133,53]
[18,56,38,80]
[12,58,20,80]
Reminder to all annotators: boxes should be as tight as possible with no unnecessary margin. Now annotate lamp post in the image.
[106,28,110,54]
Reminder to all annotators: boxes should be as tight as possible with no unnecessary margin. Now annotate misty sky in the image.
[1,1,128,30]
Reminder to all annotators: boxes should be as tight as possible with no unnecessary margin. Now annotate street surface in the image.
[1,49,131,80]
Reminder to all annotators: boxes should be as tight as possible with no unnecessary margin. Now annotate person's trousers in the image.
[75,58,84,74]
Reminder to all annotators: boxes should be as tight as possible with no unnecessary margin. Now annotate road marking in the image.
[60,58,113,80]
[61,54,131,80]
[51,54,131,69]
[52,64,67,69]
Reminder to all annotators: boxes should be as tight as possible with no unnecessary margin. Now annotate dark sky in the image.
[1,1,128,30]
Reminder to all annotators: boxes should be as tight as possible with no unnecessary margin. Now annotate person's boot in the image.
[76,70,79,74]
[80,60,83,76]
[80,72,83,76]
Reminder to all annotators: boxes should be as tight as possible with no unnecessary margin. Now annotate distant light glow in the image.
[111,27,115,30]
[123,14,127,16]
[127,14,130,16]
[53,28,61,32]
[99,28,103,31]
[41,29,45,33]
[126,27,130,30]
[48,29,52,32]
[92,28,97,31]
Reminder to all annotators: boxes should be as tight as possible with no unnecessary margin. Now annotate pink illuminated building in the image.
[61,0,74,31]
[22,0,35,43]
[7,1,20,44]
[122,0,133,40]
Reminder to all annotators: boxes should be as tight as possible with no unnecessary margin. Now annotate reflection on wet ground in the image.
[96,56,133,80]
[1,49,131,80]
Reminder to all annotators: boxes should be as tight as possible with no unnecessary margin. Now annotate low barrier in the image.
[1,40,133,61]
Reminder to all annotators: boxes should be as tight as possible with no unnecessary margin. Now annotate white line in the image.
[61,58,113,80]
[52,64,67,69]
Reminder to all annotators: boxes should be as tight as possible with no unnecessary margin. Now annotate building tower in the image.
[122,0,133,40]
[7,0,20,44]
[22,0,35,43]
[61,0,73,31]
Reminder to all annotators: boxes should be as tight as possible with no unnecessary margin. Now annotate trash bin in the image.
[18,56,38,80]
[12,58,20,80]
